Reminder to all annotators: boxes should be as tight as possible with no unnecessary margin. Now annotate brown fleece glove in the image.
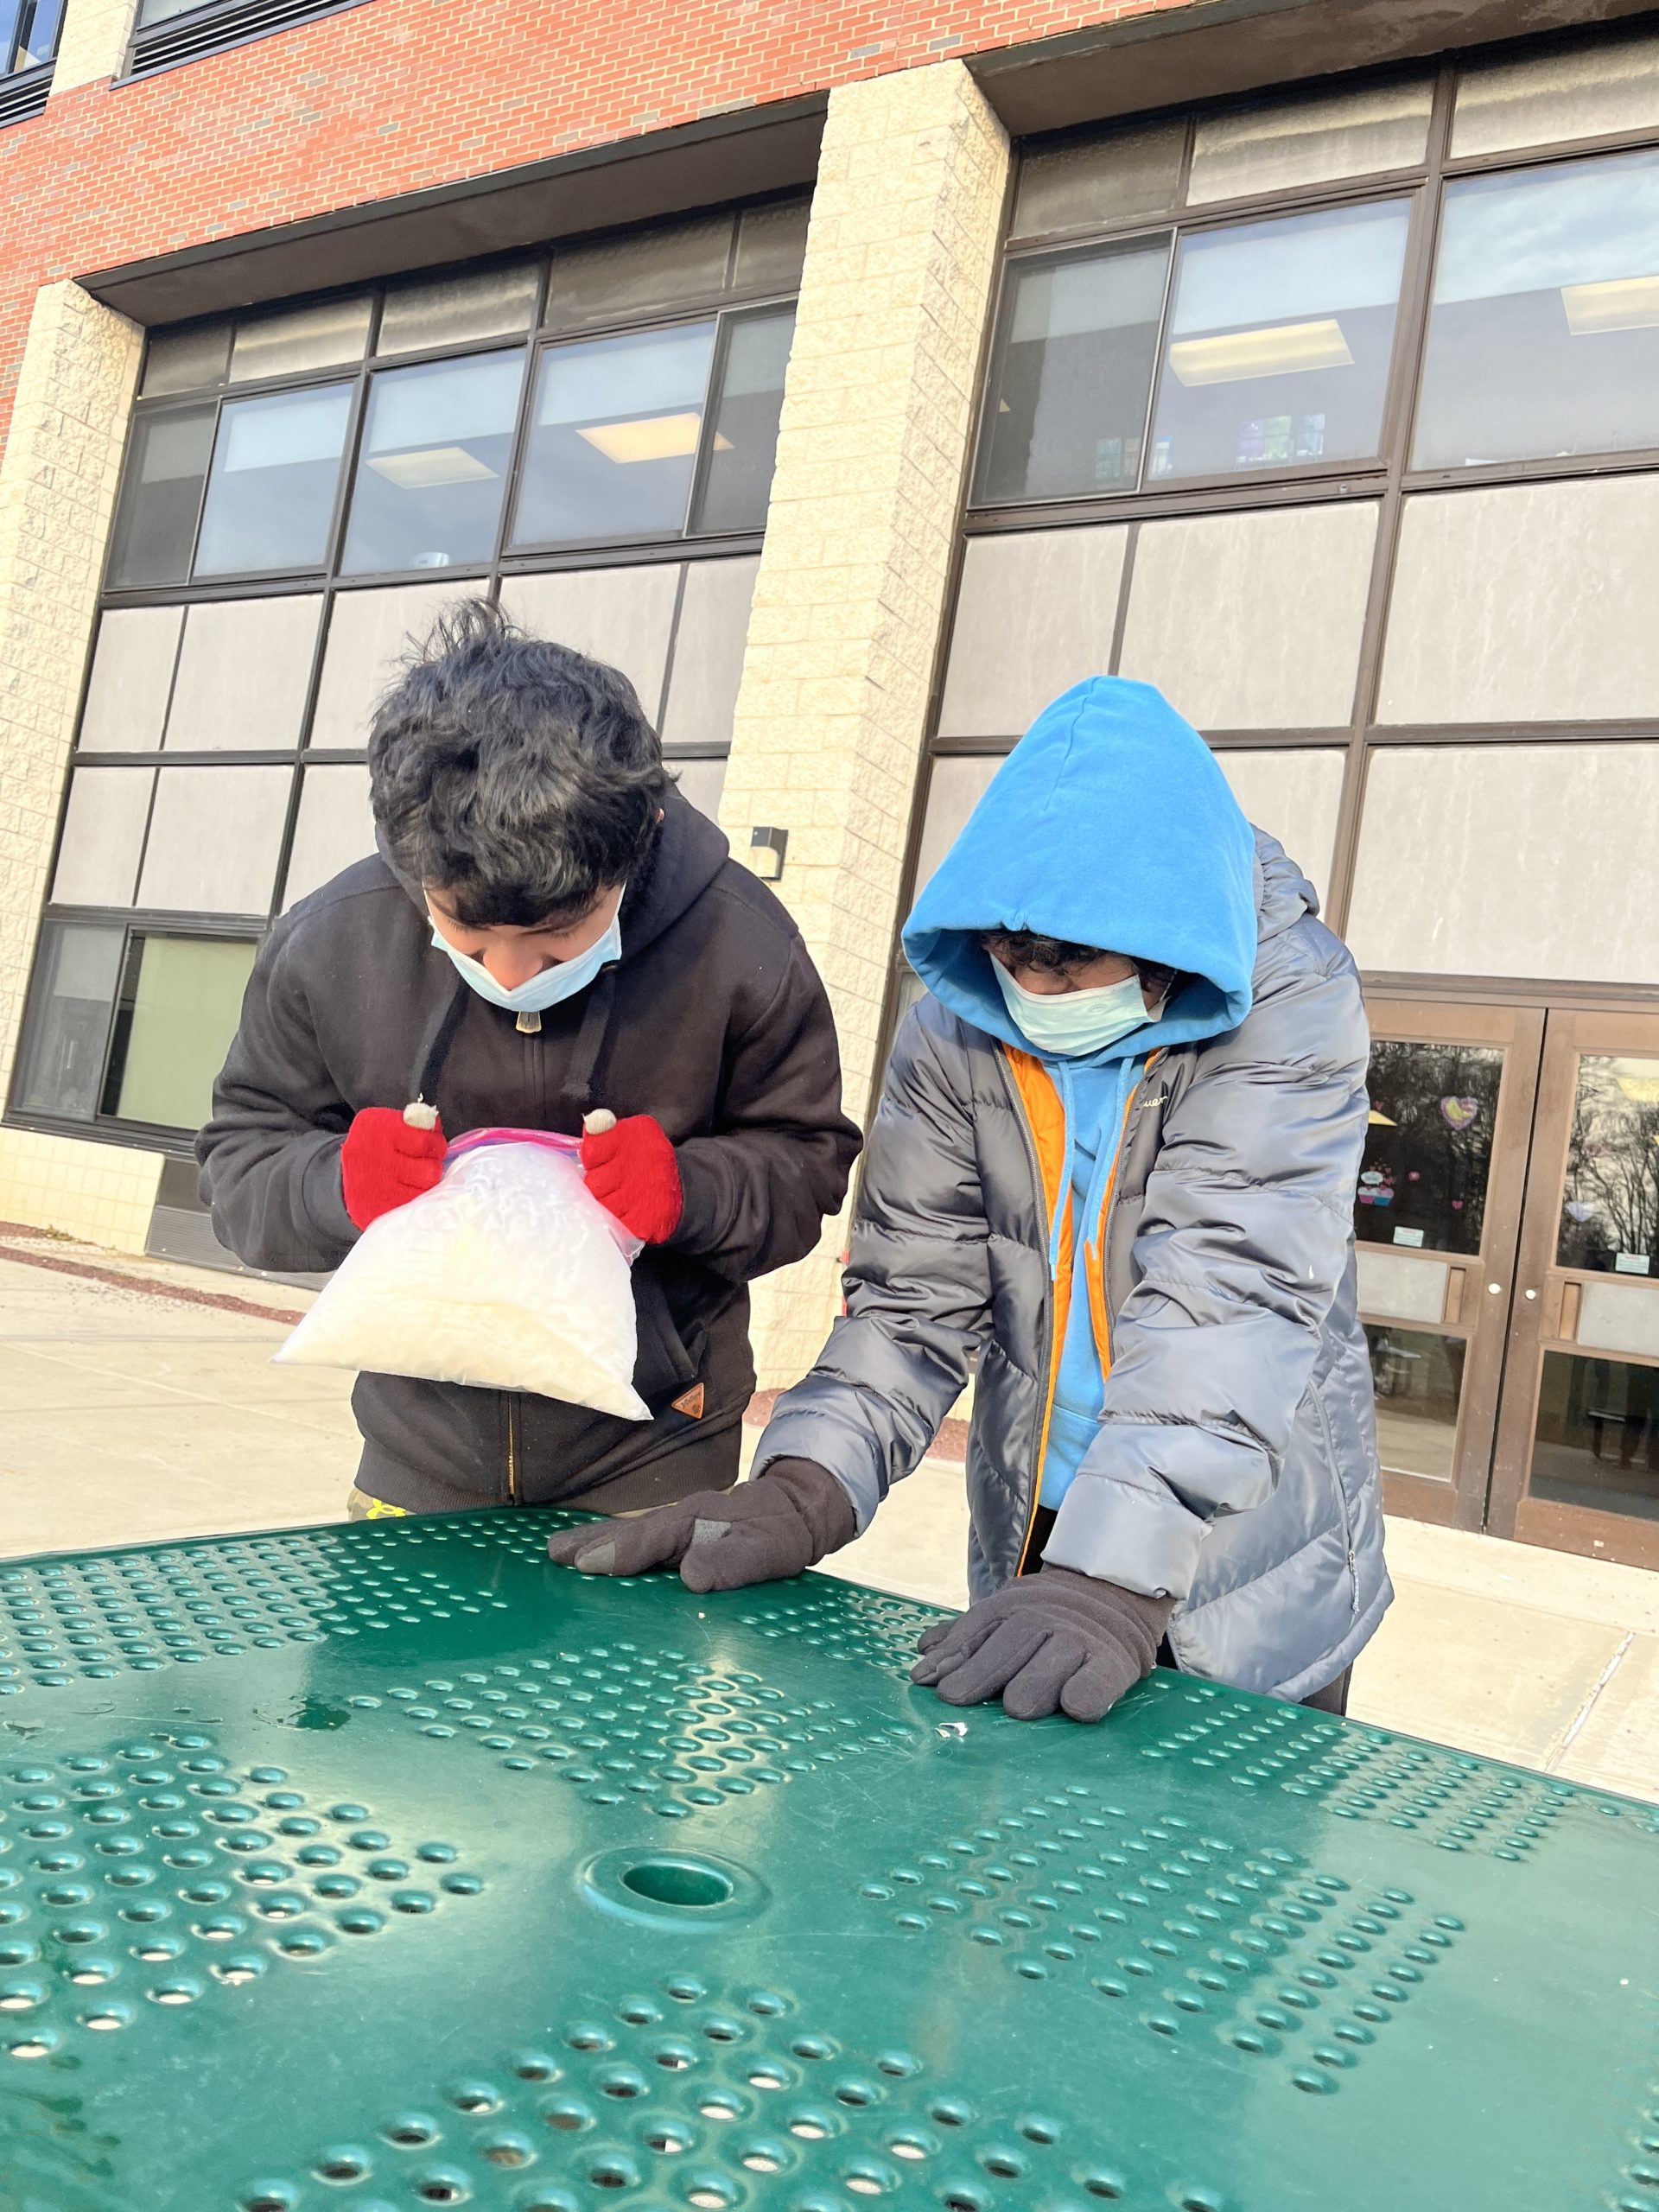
[546,1458,856,1594]
[912,1568,1173,1723]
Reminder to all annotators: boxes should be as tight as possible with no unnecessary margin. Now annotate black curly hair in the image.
[369,599,671,929]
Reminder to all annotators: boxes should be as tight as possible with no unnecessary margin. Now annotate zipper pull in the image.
[516,1010,542,1034]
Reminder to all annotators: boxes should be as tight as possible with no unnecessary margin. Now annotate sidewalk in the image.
[0,1225,1653,1804]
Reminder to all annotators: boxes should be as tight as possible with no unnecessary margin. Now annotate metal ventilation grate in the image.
[0,62,51,125]
[125,0,365,79]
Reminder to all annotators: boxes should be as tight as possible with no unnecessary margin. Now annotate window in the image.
[1147,199,1410,481]
[7,0,64,70]
[101,936,259,1131]
[513,322,717,548]
[13,924,125,1123]
[13,920,256,1136]
[342,352,524,573]
[976,241,1170,502]
[194,385,353,576]
[17,209,803,1153]
[694,308,796,536]
[1414,149,1659,470]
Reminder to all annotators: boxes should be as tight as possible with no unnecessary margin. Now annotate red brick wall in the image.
[0,0,1205,443]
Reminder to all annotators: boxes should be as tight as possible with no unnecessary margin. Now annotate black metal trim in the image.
[0,60,51,125]
[123,0,371,82]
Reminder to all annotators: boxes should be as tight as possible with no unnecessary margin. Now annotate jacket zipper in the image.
[1004,1058,1054,1579]
[505,1395,522,1505]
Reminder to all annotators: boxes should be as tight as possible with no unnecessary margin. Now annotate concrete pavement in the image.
[0,1226,1653,1804]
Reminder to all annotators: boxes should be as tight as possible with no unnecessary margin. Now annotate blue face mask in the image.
[993,959,1160,1058]
[430,899,623,1016]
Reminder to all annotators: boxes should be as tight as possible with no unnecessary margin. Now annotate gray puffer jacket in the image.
[758,835,1390,1701]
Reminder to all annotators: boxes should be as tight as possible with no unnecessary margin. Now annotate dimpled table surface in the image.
[1,1516,1656,2212]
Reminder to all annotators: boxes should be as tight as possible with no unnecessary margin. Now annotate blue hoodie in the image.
[903,677,1259,1510]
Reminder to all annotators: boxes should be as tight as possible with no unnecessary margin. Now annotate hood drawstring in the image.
[412,976,473,1112]
[559,965,620,1118]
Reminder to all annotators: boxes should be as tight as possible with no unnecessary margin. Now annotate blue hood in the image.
[904,678,1258,1065]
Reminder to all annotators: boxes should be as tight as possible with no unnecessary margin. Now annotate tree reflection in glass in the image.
[1357,1039,1503,1256]
[1557,1056,1659,1275]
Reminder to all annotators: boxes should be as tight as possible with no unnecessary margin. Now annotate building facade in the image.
[3,0,1659,1568]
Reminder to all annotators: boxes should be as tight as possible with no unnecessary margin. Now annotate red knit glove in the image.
[579,1114,683,1244]
[340,1107,447,1231]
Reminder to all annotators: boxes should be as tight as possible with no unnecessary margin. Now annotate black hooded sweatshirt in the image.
[197,788,861,1512]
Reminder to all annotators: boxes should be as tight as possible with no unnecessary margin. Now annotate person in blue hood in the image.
[550,677,1390,1724]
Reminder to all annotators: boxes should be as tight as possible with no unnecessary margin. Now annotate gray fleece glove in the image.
[545,1458,856,1594]
[912,1567,1173,1723]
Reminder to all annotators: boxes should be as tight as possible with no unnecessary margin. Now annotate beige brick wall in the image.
[51,0,141,93]
[0,283,157,1249]
[0,1127,162,1253]
[721,61,1009,1387]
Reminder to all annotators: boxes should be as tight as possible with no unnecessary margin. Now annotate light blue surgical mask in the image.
[430,899,623,1015]
[993,960,1161,1058]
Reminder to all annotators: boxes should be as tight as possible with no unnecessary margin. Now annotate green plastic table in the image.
[1,1513,1655,2212]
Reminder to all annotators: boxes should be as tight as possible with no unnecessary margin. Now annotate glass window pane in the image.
[671,757,728,823]
[1414,150,1659,471]
[693,308,793,535]
[914,755,1004,898]
[659,556,758,747]
[1530,1351,1659,1522]
[106,405,215,589]
[1010,120,1186,241]
[15,0,66,67]
[310,582,478,749]
[734,200,810,291]
[1211,747,1346,908]
[341,351,524,575]
[228,297,372,383]
[1357,1039,1503,1256]
[103,936,257,1132]
[1345,742,1659,987]
[1559,1057,1659,1276]
[194,385,352,578]
[79,607,183,754]
[545,216,732,329]
[165,595,321,752]
[141,323,231,397]
[137,765,291,915]
[283,763,375,907]
[1187,77,1433,205]
[512,324,716,547]
[377,265,539,356]
[938,526,1128,740]
[1379,475,1659,725]
[498,563,682,718]
[13,922,124,1123]
[1147,199,1410,482]
[974,240,1171,504]
[1364,1325,1465,1484]
[51,768,155,907]
[1118,501,1376,729]
[1452,27,1659,159]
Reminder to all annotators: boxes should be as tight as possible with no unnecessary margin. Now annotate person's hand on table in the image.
[912,1569,1173,1722]
[579,1112,683,1244]
[547,1459,855,1592]
[340,1106,446,1230]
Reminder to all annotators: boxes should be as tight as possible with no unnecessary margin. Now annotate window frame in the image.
[9,203,804,1154]
[10,908,266,1154]
[873,36,1659,1092]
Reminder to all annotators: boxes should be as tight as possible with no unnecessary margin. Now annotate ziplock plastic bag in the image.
[276,1128,649,1420]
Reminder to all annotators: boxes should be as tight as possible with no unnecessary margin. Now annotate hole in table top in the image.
[620,1859,734,1910]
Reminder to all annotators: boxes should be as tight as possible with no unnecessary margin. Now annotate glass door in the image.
[1357,1001,1543,1530]
[1491,1011,1659,1568]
